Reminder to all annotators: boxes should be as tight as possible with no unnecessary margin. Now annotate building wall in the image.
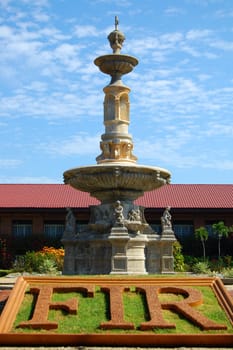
[0,207,232,258]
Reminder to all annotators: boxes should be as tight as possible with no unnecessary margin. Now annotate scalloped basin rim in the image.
[94,54,139,66]
[63,163,171,196]
[64,163,171,176]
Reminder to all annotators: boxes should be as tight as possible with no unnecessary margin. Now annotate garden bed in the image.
[0,275,232,346]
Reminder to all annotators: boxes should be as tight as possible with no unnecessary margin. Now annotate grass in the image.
[50,289,109,333]
[12,284,233,335]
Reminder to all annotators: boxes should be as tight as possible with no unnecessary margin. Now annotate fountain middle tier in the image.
[64,162,171,203]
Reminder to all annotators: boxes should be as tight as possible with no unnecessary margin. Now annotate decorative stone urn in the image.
[62,17,176,275]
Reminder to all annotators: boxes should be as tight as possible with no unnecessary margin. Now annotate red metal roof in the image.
[0,184,98,209]
[135,184,233,209]
[0,184,232,209]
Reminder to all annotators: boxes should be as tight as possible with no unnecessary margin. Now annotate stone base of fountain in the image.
[62,203,176,275]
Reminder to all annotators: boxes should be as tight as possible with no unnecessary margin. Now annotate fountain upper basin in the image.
[94,54,138,76]
[64,162,171,202]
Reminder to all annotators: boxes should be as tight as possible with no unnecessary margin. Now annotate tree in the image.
[195,226,208,260]
[212,221,229,259]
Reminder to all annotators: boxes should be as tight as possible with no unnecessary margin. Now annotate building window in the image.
[173,222,194,239]
[205,220,224,237]
[205,224,214,236]
[44,221,65,239]
[12,220,32,238]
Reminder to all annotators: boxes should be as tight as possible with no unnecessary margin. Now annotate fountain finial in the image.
[108,16,125,54]
[115,15,119,30]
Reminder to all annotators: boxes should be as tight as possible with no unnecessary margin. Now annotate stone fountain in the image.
[62,18,176,275]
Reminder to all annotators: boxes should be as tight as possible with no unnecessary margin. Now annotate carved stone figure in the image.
[161,206,172,229]
[128,208,141,222]
[114,200,124,226]
[65,207,76,234]
[102,142,111,158]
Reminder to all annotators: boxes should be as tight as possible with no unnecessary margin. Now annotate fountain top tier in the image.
[64,18,171,202]
[94,15,138,85]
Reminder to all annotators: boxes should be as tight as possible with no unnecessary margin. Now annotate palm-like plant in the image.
[212,221,229,259]
[195,226,208,260]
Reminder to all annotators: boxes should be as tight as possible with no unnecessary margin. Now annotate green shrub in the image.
[223,255,233,268]
[13,247,64,274]
[14,251,58,274]
[222,267,233,278]
[37,257,57,274]
[173,241,185,272]
[184,255,200,271]
[192,261,211,275]
[24,252,45,273]
[209,257,224,272]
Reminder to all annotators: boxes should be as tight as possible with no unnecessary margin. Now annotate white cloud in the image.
[180,44,202,57]
[0,176,60,184]
[32,10,50,22]
[202,159,233,171]
[209,39,233,51]
[186,29,213,41]
[130,72,233,124]
[135,140,201,169]
[205,122,233,136]
[0,159,22,168]
[23,81,48,92]
[54,43,82,71]
[0,80,103,120]
[93,0,131,7]
[128,28,221,62]
[0,25,13,38]
[38,27,70,42]
[197,74,211,81]
[215,9,233,18]
[164,7,185,16]
[134,128,232,171]
[0,0,12,11]
[74,25,99,38]
[160,32,184,47]
[20,0,49,7]
[43,134,100,156]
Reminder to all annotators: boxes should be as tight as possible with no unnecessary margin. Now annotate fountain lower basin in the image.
[64,162,171,202]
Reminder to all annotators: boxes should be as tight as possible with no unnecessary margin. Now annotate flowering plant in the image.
[39,246,64,271]
[14,246,64,274]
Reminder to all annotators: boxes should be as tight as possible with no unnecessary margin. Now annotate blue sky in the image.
[0,0,232,184]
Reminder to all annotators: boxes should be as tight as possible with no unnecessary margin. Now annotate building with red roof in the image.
[0,183,232,262]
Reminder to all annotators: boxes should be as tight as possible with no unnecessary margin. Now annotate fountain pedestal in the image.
[160,207,176,274]
[109,226,130,274]
[126,234,148,274]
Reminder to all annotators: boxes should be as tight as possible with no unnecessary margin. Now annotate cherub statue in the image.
[114,200,124,225]
[161,206,172,229]
[65,207,76,234]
